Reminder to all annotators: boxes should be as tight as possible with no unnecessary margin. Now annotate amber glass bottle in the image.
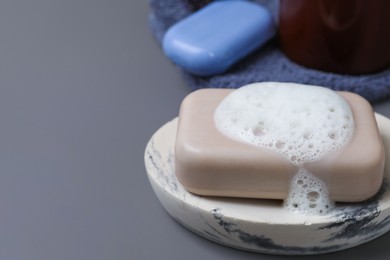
[279,0,390,74]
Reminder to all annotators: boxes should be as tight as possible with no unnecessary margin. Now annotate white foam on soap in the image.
[214,82,354,164]
[284,168,335,215]
[214,82,355,215]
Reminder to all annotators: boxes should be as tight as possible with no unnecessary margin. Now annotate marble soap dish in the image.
[144,114,390,255]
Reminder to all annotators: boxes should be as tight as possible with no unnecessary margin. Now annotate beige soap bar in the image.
[175,89,385,202]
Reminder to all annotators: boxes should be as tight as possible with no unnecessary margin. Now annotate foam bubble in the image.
[214,82,355,215]
[284,168,334,215]
[214,82,354,164]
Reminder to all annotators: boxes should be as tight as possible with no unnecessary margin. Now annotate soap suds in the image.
[284,168,334,215]
[214,82,354,215]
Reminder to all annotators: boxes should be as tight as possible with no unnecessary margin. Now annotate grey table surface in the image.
[0,1,389,259]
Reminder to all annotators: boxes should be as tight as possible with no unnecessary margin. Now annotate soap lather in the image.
[163,1,276,76]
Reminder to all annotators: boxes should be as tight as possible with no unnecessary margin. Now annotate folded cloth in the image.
[149,0,390,103]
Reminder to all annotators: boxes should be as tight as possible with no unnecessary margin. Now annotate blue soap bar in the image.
[163,1,276,76]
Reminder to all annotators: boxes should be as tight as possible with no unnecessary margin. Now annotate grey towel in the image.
[149,0,390,103]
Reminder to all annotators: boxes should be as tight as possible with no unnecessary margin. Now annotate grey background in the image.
[0,1,389,259]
